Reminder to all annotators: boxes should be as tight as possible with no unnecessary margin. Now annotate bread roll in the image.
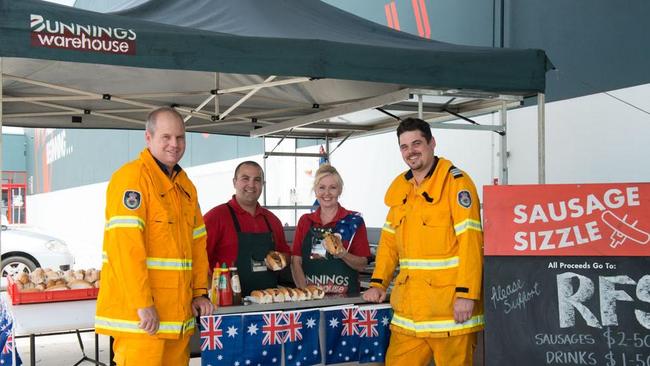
[44,284,69,291]
[21,287,42,293]
[322,232,345,255]
[62,269,76,283]
[44,269,62,282]
[85,268,100,283]
[68,279,93,289]
[285,288,299,301]
[30,268,45,284]
[306,285,325,299]
[249,290,272,304]
[73,269,85,281]
[298,287,312,300]
[93,280,100,288]
[16,272,30,285]
[265,288,285,303]
[277,287,291,300]
[264,251,287,271]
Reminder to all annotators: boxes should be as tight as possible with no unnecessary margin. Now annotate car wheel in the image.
[1,256,38,278]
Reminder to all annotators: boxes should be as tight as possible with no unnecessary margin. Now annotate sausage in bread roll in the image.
[265,288,286,303]
[322,232,345,255]
[306,285,325,299]
[264,251,287,271]
[249,290,273,304]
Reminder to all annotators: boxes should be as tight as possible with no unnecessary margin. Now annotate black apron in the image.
[300,224,360,295]
[227,204,278,296]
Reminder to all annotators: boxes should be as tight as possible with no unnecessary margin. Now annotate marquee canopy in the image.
[0,0,551,138]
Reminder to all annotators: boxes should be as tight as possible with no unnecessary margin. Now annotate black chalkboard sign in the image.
[484,256,650,366]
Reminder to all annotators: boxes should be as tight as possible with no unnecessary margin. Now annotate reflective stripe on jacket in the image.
[95,148,209,340]
[370,157,484,338]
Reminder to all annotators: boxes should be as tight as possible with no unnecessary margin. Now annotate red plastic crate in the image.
[7,275,99,305]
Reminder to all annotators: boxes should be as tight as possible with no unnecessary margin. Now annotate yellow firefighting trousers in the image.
[386,331,476,366]
[113,334,191,366]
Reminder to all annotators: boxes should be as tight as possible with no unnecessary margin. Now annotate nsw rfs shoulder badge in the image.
[457,190,472,208]
[123,190,142,210]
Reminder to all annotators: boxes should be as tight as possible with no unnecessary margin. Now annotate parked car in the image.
[1,216,74,278]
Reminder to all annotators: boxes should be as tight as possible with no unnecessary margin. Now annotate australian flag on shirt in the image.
[283,309,321,366]
[242,312,284,365]
[200,314,242,366]
[324,306,361,364]
[357,305,392,364]
[334,213,364,242]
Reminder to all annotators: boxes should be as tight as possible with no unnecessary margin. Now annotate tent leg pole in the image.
[1,57,4,255]
[500,101,508,184]
[417,94,423,119]
[537,93,546,184]
[214,72,220,117]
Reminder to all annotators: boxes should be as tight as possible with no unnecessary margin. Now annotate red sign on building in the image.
[483,183,650,256]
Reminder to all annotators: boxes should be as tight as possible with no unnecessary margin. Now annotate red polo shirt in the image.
[292,205,371,258]
[203,196,290,270]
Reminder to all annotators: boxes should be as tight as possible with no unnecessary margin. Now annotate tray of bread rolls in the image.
[7,268,100,305]
[246,285,325,304]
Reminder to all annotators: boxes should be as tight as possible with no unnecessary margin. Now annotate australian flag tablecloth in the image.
[323,305,391,364]
[200,304,391,366]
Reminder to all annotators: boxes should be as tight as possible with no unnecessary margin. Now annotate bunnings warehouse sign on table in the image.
[483,183,650,366]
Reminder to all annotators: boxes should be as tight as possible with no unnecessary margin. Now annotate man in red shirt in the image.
[203,161,291,296]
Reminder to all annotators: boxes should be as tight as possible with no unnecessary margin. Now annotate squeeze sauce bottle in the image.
[218,262,233,306]
[209,263,220,307]
[230,263,242,305]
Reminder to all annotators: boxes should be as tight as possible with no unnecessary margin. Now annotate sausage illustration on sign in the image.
[601,210,650,248]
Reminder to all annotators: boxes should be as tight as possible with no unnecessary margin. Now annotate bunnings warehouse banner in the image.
[483,183,650,366]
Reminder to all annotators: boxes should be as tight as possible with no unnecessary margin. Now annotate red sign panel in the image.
[483,183,650,256]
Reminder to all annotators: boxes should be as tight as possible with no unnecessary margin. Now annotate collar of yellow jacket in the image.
[384,156,452,207]
[139,148,185,195]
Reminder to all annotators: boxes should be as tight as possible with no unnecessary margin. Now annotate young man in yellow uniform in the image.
[363,118,484,365]
[96,107,213,365]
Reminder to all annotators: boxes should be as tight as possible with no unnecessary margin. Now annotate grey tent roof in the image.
[0,0,551,138]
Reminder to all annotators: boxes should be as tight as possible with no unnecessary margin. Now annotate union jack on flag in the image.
[341,307,358,336]
[200,316,223,351]
[262,313,286,345]
[281,311,303,342]
[357,309,379,338]
[1,333,13,354]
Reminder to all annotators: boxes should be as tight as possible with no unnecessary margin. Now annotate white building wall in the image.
[26,84,650,268]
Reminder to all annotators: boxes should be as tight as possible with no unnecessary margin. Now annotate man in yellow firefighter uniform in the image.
[95,107,213,365]
[363,118,484,365]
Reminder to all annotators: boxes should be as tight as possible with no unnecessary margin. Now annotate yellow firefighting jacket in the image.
[370,156,484,338]
[95,149,209,339]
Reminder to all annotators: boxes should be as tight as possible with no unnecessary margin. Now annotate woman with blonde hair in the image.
[291,164,370,294]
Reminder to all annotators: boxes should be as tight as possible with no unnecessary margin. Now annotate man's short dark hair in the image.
[396,118,433,143]
[234,161,264,181]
